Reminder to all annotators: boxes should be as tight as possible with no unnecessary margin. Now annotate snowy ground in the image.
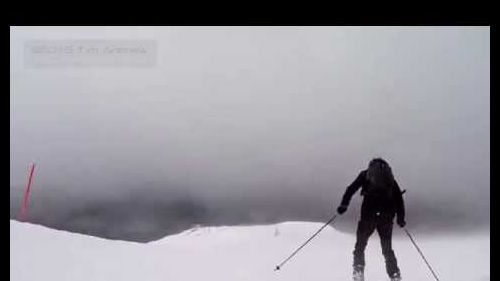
[11,220,489,281]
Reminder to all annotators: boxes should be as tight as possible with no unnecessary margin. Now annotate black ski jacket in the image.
[340,170,405,221]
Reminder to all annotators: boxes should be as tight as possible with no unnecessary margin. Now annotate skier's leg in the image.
[353,219,376,276]
[376,218,401,279]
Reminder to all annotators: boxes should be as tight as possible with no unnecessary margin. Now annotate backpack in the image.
[361,158,395,200]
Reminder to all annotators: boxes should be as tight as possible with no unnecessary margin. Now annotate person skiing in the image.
[337,158,406,281]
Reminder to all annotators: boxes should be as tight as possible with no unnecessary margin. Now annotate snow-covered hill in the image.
[10,220,489,281]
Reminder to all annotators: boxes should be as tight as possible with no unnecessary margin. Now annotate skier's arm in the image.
[394,180,406,223]
[339,171,365,208]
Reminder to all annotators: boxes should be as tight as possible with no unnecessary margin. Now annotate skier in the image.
[336,158,406,281]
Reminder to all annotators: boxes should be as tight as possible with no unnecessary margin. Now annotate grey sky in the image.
[10,27,489,239]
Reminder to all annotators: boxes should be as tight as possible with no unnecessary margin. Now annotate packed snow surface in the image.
[11,220,489,281]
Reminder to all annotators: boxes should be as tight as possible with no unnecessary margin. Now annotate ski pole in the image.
[18,162,36,220]
[274,213,338,271]
[403,228,440,281]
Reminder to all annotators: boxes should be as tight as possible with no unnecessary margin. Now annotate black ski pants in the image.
[353,213,400,277]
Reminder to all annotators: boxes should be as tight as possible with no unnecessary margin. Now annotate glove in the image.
[397,217,406,228]
[337,205,347,215]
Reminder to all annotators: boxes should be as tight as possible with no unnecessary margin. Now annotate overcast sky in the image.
[10,27,489,238]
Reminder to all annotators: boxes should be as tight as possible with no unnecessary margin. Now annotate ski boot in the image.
[352,265,364,281]
[389,271,402,281]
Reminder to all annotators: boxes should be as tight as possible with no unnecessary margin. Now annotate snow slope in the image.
[10,220,489,281]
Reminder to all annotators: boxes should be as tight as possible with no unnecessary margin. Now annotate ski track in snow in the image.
[10,220,489,281]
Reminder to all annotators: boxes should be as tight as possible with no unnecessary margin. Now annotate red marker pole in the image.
[18,162,36,220]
